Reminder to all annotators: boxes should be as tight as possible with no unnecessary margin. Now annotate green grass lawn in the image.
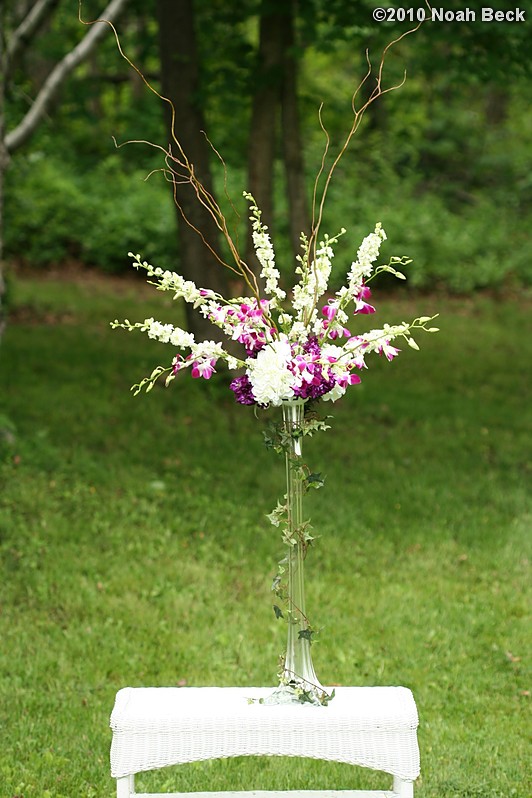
[0,273,530,797]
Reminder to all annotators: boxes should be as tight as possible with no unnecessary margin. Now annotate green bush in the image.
[5,152,88,265]
[81,159,178,271]
[5,154,178,272]
[315,159,532,294]
[5,150,532,291]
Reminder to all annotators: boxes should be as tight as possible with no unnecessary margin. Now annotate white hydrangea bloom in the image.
[246,340,296,406]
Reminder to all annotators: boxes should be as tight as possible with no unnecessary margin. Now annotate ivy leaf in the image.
[321,688,336,706]
[305,472,325,490]
[262,426,277,450]
[298,629,315,643]
[298,690,314,705]
[302,417,332,437]
[266,501,287,527]
[273,605,284,619]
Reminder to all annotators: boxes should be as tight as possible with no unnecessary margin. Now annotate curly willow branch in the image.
[308,1,432,265]
[79,0,431,308]
[78,1,261,301]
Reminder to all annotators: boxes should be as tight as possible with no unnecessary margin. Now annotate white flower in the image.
[361,322,408,351]
[146,320,175,343]
[140,318,195,349]
[320,343,346,362]
[252,229,286,304]
[288,320,311,343]
[246,340,296,406]
[345,223,387,293]
[277,312,293,327]
[292,238,335,321]
[191,340,226,360]
[169,327,195,348]
[322,383,347,402]
[226,356,242,370]
[245,192,286,306]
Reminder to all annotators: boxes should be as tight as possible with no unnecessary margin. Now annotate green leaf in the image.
[273,605,284,619]
[305,472,325,490]
[266,501,287,527]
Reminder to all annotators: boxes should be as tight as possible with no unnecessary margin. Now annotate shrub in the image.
[5,154,178,272]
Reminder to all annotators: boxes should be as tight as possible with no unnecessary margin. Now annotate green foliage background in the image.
[4,0,532,292]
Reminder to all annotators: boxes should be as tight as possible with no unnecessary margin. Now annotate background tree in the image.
[2,1,531,297]
[246,0,309,272]
[0,0,129,342]
[155,0,230,340]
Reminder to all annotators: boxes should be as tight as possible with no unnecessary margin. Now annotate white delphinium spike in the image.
[128,253,206,306]
[244,193,286,306]
[340,223,387,302]
[111,317,195,349]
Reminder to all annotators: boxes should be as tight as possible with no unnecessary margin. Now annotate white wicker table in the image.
[110,686,420,798]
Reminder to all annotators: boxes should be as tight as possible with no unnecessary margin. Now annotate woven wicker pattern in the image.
[110,687,420,781]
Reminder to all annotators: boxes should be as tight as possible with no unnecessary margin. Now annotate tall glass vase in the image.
[264,399,328,706]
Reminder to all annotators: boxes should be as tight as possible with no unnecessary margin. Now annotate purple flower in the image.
[191,358,216,379]
[229,374,256,405]
[353,282,375,315]
[322,302,338,320]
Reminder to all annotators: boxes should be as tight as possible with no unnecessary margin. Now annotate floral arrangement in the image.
[112,199,437,405]
[112,212,437,704]
[108,13,438,704]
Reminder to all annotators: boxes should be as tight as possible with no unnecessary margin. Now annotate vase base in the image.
[258,680,334,707]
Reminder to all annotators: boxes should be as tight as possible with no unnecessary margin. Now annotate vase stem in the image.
[281,400,321,693]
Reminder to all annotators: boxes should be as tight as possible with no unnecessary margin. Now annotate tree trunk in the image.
[156,0,229,342]
[245,2,285,276]
[280,2,309,260]
[0,58,8,343]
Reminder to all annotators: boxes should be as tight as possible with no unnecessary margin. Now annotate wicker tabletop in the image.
[110,686,420,782]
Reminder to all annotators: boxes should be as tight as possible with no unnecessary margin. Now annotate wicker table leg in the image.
[117,773,135,797]
[392,777,413,798]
